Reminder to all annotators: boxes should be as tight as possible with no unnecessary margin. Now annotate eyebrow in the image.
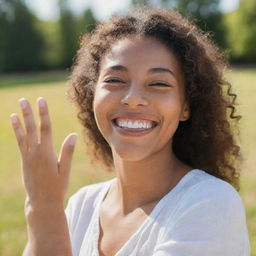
[107,65,128,72]
[107,65,175,77]
[148,67,175,76]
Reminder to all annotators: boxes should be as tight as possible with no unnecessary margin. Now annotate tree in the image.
[76,8,97,42]
[238,0,256,62]
[0,7,9,71]
[80,8,97,34]
[0,0,45,72]
[131,0,227,49]
[58,0,79,68]
[58,1,97,68]
[175,0,227,48]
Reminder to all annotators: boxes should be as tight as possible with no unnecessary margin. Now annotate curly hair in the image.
[69,7,242,190]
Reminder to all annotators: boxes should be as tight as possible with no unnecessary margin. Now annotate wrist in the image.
[25,197,65,216]
[24,210,72,256]
[25,200,66,225]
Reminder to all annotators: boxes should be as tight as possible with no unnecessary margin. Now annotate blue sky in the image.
[25,0,240,21]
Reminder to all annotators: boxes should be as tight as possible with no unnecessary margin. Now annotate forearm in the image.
[24,206,72,256]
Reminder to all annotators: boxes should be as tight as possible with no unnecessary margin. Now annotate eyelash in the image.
[149,82,171,87]
[104,79,171,87]
[105,79,124,83]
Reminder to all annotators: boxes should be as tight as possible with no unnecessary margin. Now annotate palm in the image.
[10,97,77,210]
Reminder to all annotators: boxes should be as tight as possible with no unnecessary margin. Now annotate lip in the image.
[111,113,160,137]
[111,113,160,123]
[112,120,157,137]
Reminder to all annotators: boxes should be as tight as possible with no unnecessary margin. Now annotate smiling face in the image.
[93,36,190,162]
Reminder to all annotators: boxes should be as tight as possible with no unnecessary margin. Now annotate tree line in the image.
[0,0,255,73]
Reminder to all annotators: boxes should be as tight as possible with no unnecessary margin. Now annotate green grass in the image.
[227,67,256,254]
[0,68,255,255]
[0,70,68,87]
[0,77,114,255]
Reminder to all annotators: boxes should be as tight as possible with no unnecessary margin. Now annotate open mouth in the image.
[112,118,158,130]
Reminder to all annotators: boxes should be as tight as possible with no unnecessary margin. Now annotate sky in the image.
[25,0,240,22]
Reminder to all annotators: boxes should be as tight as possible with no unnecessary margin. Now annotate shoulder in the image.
[155,170,250,255]
[170,169,245,222]
[165,169,247,235]
[181,169,243,208]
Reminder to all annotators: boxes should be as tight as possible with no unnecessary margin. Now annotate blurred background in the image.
[0,0,255,255]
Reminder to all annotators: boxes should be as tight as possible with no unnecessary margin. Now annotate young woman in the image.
[11,7,250,256]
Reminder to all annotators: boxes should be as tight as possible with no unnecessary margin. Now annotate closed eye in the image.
[104,79,125,83]
[149,82,171,87]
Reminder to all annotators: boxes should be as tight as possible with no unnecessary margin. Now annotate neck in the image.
[109,143,191,215]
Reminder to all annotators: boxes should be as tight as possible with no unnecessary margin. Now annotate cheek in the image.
[93,88,117,115]
[157,95,185,142]
[93,88,118,137]
[93,90,108,127]
[158,92,184,119]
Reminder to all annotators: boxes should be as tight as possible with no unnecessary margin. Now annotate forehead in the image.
[100,36,181,73]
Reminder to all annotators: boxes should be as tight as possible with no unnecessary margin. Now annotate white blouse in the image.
[65,169,250,256]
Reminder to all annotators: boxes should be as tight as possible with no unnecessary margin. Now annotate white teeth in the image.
[115,119,155,129]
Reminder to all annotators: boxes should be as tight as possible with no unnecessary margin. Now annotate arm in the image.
[22,206,71,256]
[11,97,77,256]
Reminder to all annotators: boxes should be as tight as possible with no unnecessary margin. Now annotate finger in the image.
[58,134,77,176]
[38,97,52,147]
[19,98,38,148]
[10,113,27,157]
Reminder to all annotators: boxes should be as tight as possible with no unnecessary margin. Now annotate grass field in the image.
[0,68,255,255]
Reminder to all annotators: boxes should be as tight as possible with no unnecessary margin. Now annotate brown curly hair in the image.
[69,7,242,190]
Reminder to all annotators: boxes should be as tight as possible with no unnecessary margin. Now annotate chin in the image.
[111,145,153,162]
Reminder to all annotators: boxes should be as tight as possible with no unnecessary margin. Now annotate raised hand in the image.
[10,97,76,255]
[10,97,77,211]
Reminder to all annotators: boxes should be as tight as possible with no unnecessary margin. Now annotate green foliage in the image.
[78,8,97,35]
[131,0,227,48]
[175,0,227,48]
[224,9,243,61]
[0,0,45,72]
[0,0,97,71]
[58,0,97,68]
[58,0,79,68]
[224,0,256,63]
[1,0,255,72]
[237,0,256,62]
[36,21,63,69]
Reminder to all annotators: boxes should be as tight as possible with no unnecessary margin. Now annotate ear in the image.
[180,102,190,121]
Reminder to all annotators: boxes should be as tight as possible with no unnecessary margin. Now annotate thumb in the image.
[58,133,77,176]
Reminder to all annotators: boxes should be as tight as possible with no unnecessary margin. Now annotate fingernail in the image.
[19,98,27,109]
[38,98,45,108]
[69,134,77,145]
[10,114,18,124]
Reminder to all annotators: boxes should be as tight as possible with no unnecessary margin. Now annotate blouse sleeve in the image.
[65,196,73,232]
[153,180,250,256]
[65,187,89,235]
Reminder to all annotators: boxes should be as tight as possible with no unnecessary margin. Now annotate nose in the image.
[120,82,149,108]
